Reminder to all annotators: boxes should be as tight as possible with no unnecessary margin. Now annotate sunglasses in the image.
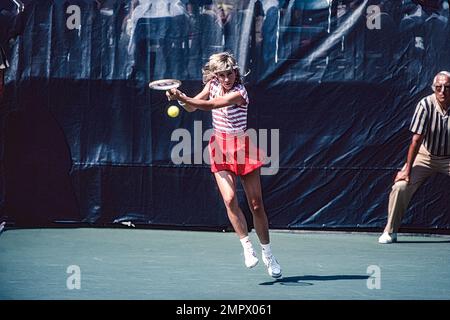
[434,85,450,92]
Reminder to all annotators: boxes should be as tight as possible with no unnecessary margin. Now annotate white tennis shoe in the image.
[243,248,259,268]
[262,254,282,278]
[378,232,397,244]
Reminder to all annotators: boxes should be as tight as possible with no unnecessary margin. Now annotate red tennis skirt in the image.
[208,130,265,176]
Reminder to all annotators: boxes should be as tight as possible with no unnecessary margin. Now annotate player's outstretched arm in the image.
[170,90,245,111]
[166,81,212,112]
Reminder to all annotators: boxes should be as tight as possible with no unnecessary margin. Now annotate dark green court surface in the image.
[0,228,449,300]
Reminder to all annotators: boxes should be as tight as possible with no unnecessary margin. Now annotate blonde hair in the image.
[202,52,243,85]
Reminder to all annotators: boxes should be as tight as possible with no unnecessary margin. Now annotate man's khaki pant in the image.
[386,145,450,233]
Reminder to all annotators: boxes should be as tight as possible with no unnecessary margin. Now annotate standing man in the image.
[379,71,450,244]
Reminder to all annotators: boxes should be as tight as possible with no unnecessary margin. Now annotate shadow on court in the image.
[396,240,450,243]
[260,275,370,286]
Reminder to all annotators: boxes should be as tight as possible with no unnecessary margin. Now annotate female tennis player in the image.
[166,52,281,278]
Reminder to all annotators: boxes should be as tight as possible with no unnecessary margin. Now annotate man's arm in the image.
[395,133,424,183]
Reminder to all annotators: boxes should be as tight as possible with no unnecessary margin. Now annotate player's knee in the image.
[249,197,264,213]
[223,194,238,210]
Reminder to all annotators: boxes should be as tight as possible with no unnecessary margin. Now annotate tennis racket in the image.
[148,79,182,91]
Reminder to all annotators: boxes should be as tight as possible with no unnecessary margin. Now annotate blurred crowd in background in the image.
[0,0,449,83]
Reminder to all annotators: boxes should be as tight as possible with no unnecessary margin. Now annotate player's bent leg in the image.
[241,169,282,277]
[240,169,269,243]
[214,171,259,268]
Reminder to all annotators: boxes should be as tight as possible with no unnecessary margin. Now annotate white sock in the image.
[261,243,272,258]
[240,236,254,251]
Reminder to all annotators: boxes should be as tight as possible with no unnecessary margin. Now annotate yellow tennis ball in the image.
[167,105,179,118]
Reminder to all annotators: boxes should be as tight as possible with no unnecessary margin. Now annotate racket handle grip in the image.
[178,93,187,107]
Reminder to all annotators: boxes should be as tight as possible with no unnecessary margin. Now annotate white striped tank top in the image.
[209,78,249,133]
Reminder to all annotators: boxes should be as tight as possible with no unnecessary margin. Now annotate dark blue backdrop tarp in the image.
[1,0,449,230]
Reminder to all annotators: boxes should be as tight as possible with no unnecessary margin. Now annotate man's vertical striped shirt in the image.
[410,94,450,156]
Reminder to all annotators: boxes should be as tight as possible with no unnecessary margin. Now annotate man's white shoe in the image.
[262,254,282,278]
[243,248,259,268]
[378,232,397,244]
